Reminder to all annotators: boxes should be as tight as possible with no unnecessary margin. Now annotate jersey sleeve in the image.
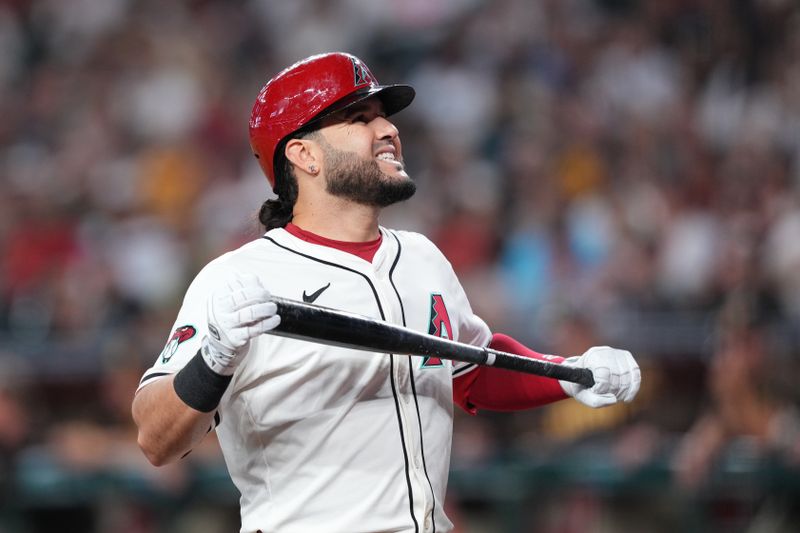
[420,235,492,376]
[453,333,569,414]
[137,256,230,392]
[449,281,491,377]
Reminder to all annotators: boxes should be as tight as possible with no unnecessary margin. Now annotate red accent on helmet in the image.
[249,52,415,188]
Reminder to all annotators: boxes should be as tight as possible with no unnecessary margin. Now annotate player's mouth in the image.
[375,147,403,169]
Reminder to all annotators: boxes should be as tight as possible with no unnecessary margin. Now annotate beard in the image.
[322,146,416,207]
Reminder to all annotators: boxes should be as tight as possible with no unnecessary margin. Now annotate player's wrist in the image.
[173,349,233,412]
[201,335,243,376]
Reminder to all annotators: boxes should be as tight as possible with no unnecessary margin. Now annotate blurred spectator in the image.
[0,357,34,500]
[673,292,799,490]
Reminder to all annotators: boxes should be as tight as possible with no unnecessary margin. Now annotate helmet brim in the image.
[308,84,415,126]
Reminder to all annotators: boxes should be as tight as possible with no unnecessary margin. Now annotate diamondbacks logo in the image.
[351,57,370,87]
[160,325,196,364]
[421,294,452,369]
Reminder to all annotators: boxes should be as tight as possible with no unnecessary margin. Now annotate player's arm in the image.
[454,333,641,413]
[132,375,217,466]
[133,273,280,466]
[427,237,640,411]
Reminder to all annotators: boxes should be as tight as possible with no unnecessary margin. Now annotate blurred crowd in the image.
[1,0,800,531]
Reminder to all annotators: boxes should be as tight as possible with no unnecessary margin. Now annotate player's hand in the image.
[559,346,641,408]
[201,272,280,376]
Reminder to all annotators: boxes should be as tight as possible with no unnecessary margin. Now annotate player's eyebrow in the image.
[340,100,385,119]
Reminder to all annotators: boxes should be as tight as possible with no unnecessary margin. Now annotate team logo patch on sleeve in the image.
[421,294,452,369]
[160,325,197,364]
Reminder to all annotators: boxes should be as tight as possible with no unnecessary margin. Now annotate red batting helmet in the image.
[249,52,415,188]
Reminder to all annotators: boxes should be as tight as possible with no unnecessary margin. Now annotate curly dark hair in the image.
[257,130,318,231]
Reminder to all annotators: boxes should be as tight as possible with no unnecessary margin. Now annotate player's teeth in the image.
[376,153,396,161]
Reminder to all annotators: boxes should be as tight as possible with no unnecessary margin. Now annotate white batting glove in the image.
[201,273,280,376]
[559,346,641,408]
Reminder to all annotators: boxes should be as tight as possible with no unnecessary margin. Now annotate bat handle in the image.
[539,361,595,388]
[573,367,595,388]
[483,347,596,387]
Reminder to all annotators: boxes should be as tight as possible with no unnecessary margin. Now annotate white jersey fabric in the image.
[138,227,491,533]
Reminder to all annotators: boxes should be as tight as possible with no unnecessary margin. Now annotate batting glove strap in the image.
[201,335,241,376]
[173,349,233,413]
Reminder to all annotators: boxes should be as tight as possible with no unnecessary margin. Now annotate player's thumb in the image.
[577,390,618,408]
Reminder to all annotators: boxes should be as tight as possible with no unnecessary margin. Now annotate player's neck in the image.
[292,197,381,242]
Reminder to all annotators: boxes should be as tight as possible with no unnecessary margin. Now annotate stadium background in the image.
[1,0,799,531]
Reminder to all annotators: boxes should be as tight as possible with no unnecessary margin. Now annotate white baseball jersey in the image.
[138,226,491,533]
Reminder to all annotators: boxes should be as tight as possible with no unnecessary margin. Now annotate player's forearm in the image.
[132,375,216,466]
[453,333,568,413]
[453,333,640,412]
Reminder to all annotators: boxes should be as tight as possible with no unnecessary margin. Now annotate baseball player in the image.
[132,52,641,533]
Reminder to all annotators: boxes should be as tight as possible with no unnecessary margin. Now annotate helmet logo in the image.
[351,57,369,87]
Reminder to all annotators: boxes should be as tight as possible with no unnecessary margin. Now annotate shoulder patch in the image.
[160,325,197,364]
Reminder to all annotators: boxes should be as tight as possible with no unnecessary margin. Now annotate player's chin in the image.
[377,160,409,180]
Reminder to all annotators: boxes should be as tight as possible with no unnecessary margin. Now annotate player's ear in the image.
[285,138,320,176]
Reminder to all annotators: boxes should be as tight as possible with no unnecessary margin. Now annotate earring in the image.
[308,164,318,174]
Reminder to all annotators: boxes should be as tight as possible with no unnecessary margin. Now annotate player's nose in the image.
[372,115,399,141]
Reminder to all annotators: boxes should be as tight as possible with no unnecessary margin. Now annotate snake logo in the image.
[160,325,197,364]
[421,294,451,369]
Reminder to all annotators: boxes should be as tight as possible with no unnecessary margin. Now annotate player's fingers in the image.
[221,326,249,348]
[237,302,278,325]
[605,352,630,400]
[228,287,272,311]
[624,364,642,403]
[614,366,631,401]
[228,271,260,288]
[226,275,246,297]
[208,289,232,327]
[609,362,622,392]
[593,393,618,408]
[227,283,253,306]
[248,315,281,337]
[590,365,611,395]
[578,390,617,408]
[614,350,638,402]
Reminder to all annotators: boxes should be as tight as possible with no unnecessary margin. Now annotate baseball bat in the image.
[268,296,595,388]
